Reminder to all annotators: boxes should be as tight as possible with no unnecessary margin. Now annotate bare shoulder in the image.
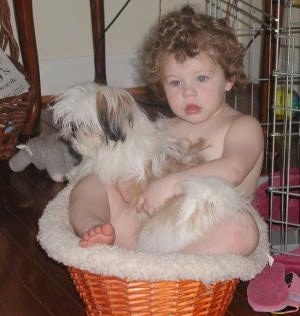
[216,106,263,142]
[230,113,263,135]
[226,113,264,148]
[232,113,262,131]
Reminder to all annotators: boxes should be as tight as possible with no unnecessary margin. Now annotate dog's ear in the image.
[118,93,134,129]
[96,91,134,143]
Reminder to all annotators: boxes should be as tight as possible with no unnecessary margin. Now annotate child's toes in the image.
[101,224,114,236]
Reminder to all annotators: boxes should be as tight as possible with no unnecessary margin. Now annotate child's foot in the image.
[79,223,115,248]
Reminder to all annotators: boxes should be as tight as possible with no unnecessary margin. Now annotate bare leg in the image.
[69,174,140,249]
[181,212,259,256]
[69,174,115,247]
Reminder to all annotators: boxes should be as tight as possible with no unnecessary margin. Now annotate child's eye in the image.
[169,80,181,87]
[196,75,208,82]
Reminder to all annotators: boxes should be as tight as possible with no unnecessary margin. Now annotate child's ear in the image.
[225,76,235,91]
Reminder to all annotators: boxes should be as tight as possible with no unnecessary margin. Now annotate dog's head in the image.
[53,82,183,182]
[53,82,147,157]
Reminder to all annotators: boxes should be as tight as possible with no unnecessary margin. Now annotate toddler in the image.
[69,5,264,256]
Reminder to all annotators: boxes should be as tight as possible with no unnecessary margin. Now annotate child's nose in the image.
[182,85,197,97]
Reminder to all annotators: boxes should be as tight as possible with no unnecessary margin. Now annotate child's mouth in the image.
[185,104,201,115]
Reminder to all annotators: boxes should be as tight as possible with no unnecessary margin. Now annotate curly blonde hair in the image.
[139,5,247,99]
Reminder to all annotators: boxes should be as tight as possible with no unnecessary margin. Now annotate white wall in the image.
[8,0,300,95]
[9,0,204,95]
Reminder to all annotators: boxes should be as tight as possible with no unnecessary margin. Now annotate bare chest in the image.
[166,118,230,160]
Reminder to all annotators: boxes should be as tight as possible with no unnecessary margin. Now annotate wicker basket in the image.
[68,267,238,316]
[0,0,33,160]
[0,94,32,159]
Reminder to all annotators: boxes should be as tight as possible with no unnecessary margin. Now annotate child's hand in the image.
[136,175,180,215]
[116,179,142,204]
[116,180,131,203]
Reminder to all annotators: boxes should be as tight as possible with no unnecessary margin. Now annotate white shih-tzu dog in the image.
[52,82,255,253]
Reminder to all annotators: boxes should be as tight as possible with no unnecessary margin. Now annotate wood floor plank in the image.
[226,282,269,316]
[0,208,83,304]
[0,161,85,315]
[0,231,85,316]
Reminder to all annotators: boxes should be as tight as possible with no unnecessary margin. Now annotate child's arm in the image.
[136,115,264,214]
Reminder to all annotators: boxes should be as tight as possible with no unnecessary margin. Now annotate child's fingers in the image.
[136,196,157,216]
[136,196,145,212]
[136,198,153,216]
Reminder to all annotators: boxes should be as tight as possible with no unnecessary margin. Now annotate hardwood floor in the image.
[0,160,271,316]
[0,162,85,316]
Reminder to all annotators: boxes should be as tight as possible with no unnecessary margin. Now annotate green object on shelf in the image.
[275,87,299,119]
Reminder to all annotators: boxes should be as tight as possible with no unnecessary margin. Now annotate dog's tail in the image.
[136,176,256,253]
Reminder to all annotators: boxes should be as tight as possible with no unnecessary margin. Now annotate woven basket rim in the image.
[69,266,240,284]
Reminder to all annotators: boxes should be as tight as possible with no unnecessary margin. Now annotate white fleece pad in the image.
[37,184,270,284]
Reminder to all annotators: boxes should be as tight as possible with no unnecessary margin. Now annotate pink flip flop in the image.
[247,262,289,312]
[270,273,300,314]
[270,274,300,314]
[287,272,300,306]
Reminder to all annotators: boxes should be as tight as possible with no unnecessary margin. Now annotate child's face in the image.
[161,52,234,124]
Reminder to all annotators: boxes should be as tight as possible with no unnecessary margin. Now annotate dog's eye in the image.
[70,123,77,138]
[128,113,134,128]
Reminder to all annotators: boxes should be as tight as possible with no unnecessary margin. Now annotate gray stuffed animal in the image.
[9,133,81,182]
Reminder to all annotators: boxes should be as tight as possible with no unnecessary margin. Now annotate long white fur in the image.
[52,82,260,254]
